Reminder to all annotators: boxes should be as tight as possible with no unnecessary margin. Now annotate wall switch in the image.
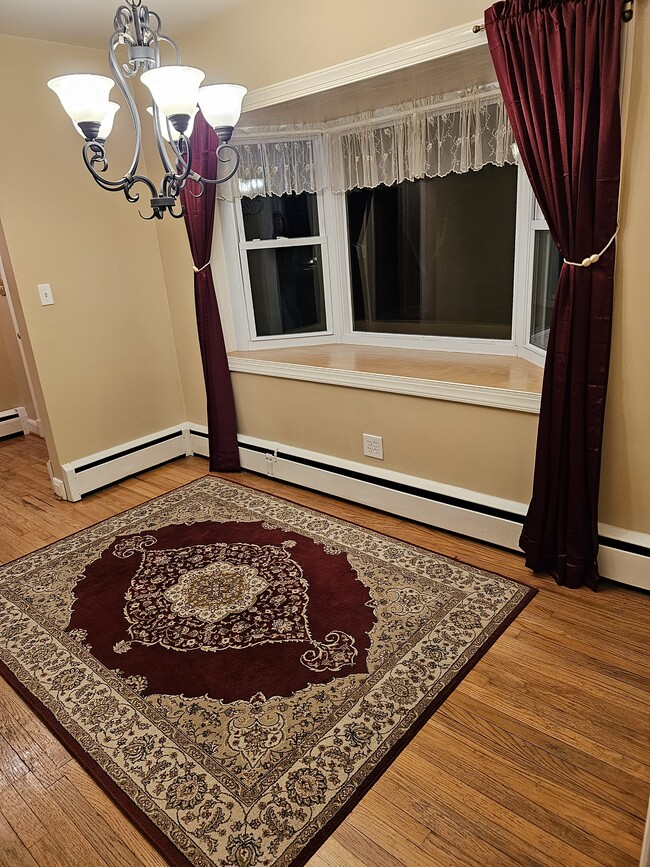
[37,283,54,306]
[362,433,383,460]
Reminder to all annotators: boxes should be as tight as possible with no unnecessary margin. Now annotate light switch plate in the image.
[37,283,54,306]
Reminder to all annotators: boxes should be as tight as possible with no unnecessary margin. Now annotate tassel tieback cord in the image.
[193,261,211,273]
[564,226,620,268]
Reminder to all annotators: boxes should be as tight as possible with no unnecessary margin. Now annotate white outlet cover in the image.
[362,433,383,460]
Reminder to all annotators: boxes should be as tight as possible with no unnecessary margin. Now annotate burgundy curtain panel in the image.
[181,114,240,472]
[485,0,624,589]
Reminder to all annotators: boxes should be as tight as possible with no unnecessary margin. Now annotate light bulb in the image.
[140,66,204,133]
[48,73,114,140]
[198,84,247,131]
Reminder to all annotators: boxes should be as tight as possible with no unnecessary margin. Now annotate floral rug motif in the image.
[0,477,535,867]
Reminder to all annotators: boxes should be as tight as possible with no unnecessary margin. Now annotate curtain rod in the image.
[472,1,633,32]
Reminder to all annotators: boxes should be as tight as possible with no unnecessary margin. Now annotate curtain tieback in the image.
[563,225,620,268]
[193,261,211,273]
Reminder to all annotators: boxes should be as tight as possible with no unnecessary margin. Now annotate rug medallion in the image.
[0,477,535,866]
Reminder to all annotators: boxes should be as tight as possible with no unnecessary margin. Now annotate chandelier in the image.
[47,1,247,220]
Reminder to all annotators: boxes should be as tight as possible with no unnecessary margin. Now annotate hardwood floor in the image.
[0,433,648,867]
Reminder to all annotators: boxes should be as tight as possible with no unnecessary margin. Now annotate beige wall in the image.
[233,375,538,504]
[0,310,21,410]
[0,35,186,470]
[599,11,650,532]
[154,0,650,535]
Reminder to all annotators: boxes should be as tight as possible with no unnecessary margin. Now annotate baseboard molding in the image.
[53,423,650,590]
[0,406,29,439]
[47,460,67,500]
[60,425,193,502]
[189,426,210,458]
[26,417,42,437]
[235,434,650,591]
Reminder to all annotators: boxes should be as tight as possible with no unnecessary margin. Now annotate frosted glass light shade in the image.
[140,66,204,120]
[48,74,114,123]
[75,102,120,140]
[147,106,198,142]
[198,84,247,129]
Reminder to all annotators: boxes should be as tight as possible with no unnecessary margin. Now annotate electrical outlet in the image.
[362,433,383,460]
[37,283,54,306]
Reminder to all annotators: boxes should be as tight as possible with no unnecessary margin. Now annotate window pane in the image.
[247,245,326,337]
[347,164,517,339]
[530,230,562,351]
[242,192,319,241]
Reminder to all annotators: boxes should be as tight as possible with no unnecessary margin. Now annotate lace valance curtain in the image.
[220,83,516,201]
[228,136,326,199]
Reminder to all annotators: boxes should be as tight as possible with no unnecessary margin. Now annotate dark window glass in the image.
[530,230,561,350]
[242,192,319,241]
[247,245,326,336]
[347,164,518,339]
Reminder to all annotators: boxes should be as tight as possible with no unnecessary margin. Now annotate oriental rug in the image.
[0,476,535,867]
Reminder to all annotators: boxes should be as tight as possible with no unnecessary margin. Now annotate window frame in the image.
[223,160,550,362]
[233,191,336,345]
[512,175,554,366]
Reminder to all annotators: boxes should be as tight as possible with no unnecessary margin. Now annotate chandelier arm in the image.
[124,173,158,204]
[107,31,142,180]
[82,142,130,191]
[190,143,241,186]
[187,178,205,199]
[174,136,194,185]
[156,34,182,65]
[151,103,177,177]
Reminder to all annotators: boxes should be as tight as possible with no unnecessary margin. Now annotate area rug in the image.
[0,476,535,866]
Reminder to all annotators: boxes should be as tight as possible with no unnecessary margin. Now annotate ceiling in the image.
[0,0,246,50]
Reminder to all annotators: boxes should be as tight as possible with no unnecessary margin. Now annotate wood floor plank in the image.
[0,809,40,867]
[62,763,168,867]
[47,775,150,867]
[435,692,647,819]
[0,781,47,849]
[11,773,107,867]
[0,435,647,867]
[374,773,548,867]
[413,722,641,862]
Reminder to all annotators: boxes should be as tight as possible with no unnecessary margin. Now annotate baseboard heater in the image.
[61,425,192,501]
[236,439,650,591]
[237,439,526,551]
[0,407,28,440]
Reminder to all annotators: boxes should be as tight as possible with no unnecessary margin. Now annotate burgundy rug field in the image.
[0,477,535,866]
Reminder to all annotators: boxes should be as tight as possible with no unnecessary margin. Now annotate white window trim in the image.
[232,186,336,345]
[227,354,541,413]
[513,175,553,367]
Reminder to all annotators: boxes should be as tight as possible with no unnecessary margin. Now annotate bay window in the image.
[221,81,557,364]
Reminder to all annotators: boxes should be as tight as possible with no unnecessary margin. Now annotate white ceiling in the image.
[0,0,246,50]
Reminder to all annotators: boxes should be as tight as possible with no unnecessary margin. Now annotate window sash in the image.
[235,194,335,343]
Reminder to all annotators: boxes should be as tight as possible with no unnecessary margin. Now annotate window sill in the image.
[228,344,543,414]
